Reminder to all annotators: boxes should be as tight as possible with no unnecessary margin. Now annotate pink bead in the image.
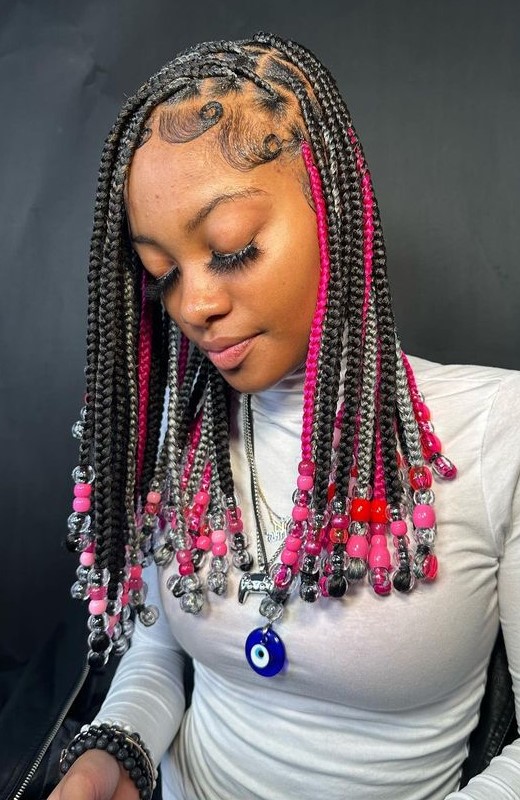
[89,599,107,615]
[281,548,298,566]
[88,586,107,600]
[121,592,130,606]
[298,460,315,476]
[211,529,226,544]
[368,546,391,569]
[370,534,387,547]
[305,540,322,556]
[74,483,92,498]
[228,519,243,533]
[285,535,302,552]
[147,491,161,504]
[212,542,227,557]
[195,535,211,551]
[128,576,143,590]
[331,513,349,529]
[432,454,458,480]
[176,549,192,564]
[195,490,210,506]
[422,432,442,458]
[179,563,194,576]
[292,505,309,522]
[80,551,95,566]
[390,520,407,537]
[370,522,387,536]
[129,565,142,578]
[297,474,314,491]
[73,497,91,513]
[413,504,436,528]
[273,564,292,589]
[346,535,369,559]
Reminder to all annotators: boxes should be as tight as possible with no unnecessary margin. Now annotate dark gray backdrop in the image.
[1,0,519,667]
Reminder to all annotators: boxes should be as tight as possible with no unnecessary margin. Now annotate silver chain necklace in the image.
[238,395,287,604]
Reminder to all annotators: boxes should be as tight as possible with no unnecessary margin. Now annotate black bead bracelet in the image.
[60,722,157,800]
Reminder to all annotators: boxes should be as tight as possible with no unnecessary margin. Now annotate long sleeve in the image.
[445,372,520,799]
[93,563,187,767]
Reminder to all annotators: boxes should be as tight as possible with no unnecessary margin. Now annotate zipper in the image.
[11,662,90,800]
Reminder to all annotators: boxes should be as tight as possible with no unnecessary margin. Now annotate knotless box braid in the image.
[66,33,456,667]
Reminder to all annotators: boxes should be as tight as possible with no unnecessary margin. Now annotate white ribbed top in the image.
[97,355,520,800]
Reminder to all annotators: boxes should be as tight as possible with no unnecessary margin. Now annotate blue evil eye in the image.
[245,627,286,677]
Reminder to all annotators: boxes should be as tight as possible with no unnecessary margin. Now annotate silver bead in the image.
[154,544,174,567]
[415,527,437,546]
[180,574,201,593]
[71,465,95,484]
[207,571,227,595]
[139,605,159,626]
[413,489,435,505]
[87,613,109,632]
[71,420,84,440]
[180,591,204,614]
[70,580,88,600]
[67,512,91,534]
[211,556,229,573]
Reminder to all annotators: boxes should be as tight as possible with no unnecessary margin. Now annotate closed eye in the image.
[146,240,262,301]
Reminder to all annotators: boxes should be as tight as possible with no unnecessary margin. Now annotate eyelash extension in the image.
[146,241,261,301]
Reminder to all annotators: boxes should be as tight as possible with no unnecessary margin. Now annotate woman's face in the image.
[126,117,320,394]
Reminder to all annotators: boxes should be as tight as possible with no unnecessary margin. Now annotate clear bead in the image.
[87,567,109,588]
[112,636,130,656]
[154,544,174,567]
[111,622,122,640]
[128,586,147,606]
[211,556,229,573]
[67,512,91,534]
[87,613,109,632]
[208,511,226,529]
[80,405,88,422]
[166,574,183,595]
[348,521,368,536]
[180,591,204,614]
[149,478,162,493]
[76,565,90,582]
[300,580,321,602]
[413,489,435,505]
[71,465,95,484]
[207,571,227,595]
[71,420,84,440]
[232,550,253,570]
[229,533,248,551]
[122,619,135,637]
[387,503,407,522]
[259,596,284,622]
[180,574,201,593]
[139,605,159,626]
[70,580,88,600]
[142,513,157,528]
[191,549,205,569]
[106,597,122,616]
[415,527,437,546]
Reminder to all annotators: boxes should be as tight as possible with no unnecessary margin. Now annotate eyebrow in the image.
[130,187,267,246]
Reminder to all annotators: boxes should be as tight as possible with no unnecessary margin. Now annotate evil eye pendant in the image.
[245,626,286,677]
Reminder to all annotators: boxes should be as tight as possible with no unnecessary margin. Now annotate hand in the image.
[46,750,140,800]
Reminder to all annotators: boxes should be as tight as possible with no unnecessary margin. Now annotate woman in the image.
[50,33,520,800]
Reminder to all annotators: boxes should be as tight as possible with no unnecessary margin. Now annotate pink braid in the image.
[136,273,153,488]
[300,141,332,462]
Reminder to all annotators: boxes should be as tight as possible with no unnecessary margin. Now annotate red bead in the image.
[179,563,194,576]
[129,565,142,578]
[408,466,432,490]
[329,528,348,544]
[327,483,336,503]
[423,554,438,580]
[351,498,371,522]
[370,499,388,523]
[331,513,349,529]
[415,402,431,422]
[144,503,159,514]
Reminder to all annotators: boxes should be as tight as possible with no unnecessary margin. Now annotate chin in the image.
[218,368,287,395]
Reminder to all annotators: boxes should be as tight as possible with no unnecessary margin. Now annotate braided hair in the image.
[66,34,456,668]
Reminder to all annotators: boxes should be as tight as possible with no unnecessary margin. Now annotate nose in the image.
[176,266,232,330]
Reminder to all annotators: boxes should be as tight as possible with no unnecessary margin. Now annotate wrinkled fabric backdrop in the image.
[1,0,519,671]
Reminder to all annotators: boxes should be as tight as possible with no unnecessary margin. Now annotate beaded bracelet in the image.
[59,722,157,800]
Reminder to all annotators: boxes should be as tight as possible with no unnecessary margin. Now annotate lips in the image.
[201,336,258,371]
